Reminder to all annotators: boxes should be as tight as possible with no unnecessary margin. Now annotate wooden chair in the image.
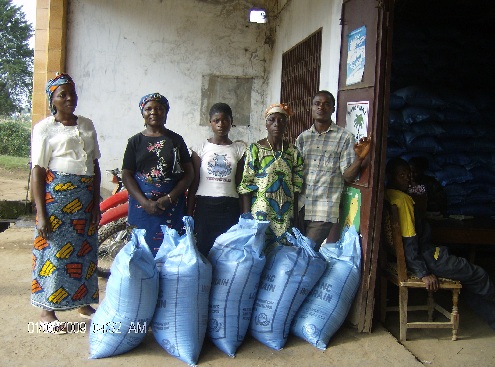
[380,200,462,341]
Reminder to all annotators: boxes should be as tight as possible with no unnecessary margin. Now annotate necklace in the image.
[266,139,284,159]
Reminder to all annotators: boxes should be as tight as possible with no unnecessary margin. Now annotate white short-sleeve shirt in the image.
[194,140,246,198]
[31,115,101,175]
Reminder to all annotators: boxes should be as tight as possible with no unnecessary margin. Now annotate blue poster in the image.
[346,26,366,86]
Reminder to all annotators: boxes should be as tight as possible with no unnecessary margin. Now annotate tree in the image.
[0,0,33,116]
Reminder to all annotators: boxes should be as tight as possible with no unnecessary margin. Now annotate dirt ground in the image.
[0,167,31,202]
[0,167,494,367]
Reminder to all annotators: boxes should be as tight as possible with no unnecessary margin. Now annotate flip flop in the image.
[79,306,96,320]
[78,312,94,320]
[39,320,67,334]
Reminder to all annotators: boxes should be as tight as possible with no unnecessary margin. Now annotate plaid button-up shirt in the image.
[295,123,356,222]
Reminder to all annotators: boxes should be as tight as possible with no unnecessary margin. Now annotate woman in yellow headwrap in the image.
[238,103,304,252]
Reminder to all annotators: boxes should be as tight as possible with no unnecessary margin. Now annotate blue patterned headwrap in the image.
[139,93,170,115]
[45,73,76,115]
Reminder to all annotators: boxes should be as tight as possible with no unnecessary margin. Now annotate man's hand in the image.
[421,274,439,292]
[354,136,371,159]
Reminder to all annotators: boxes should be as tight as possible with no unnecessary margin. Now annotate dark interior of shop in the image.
[382,0,495,319]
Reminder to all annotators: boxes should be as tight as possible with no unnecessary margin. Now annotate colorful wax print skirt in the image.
[127,173,186,256]
[31,171,99,311]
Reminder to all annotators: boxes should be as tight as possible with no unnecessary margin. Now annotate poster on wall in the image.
[346,25,366,86]
[339,186,362,233]
[346,101,369,140]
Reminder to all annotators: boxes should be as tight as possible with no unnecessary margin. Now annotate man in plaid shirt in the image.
[295,90,371,249]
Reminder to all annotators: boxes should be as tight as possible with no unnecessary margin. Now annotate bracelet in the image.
[167,193,174,204]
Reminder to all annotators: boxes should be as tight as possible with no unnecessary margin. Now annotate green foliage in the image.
[0,116,30,157]
[0,0,33,115]
[0,154,30,171]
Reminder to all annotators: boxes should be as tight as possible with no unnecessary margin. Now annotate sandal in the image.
[78,312,93,320]
[78,305,96,319]
[39,320,67,334]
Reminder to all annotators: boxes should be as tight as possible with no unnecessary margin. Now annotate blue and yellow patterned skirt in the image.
[31,170,99,311]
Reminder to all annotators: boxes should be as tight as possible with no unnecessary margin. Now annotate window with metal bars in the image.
[280,29,322,143]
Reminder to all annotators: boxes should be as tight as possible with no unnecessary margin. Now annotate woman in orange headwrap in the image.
[238,103,304,252]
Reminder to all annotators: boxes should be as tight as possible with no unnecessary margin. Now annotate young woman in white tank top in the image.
[187,103,246,256]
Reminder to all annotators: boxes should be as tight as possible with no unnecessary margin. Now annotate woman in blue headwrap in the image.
[31,73,101,333]
[122,93,194,256]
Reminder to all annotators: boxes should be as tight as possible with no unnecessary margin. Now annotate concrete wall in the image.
[65,0,270,193]
[63,0,343,193]
[265,0,342,121]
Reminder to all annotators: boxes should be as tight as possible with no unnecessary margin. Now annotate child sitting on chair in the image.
[385,157,495,330]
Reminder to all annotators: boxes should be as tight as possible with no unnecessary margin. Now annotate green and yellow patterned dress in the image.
[238,142,303,251]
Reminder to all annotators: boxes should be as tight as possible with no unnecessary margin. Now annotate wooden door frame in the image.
[336,0,394,332]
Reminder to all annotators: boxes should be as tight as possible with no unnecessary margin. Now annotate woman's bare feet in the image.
[40,309,58,323]
[39,310,66,334]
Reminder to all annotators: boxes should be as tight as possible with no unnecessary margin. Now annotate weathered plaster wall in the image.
[63,0,343,193]
[265,0,342,120]
[65,0,270,192]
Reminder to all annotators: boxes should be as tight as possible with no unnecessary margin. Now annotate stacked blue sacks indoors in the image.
[89,229,159,359]
[387,85,495,217]
[152,216,212,366]
[291,225,362,350]
[249,227,327,350]
[207,213,270,357]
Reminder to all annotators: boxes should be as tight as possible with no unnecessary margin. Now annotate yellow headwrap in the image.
[264,103,293,120]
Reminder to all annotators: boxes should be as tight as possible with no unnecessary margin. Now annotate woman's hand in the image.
[31,166,50,239]
[156,196,172,211]
[90,205,101,225]
[123,169,164,216]
[143,199,164,215]
[36,214,51,239]
[354,136,372,159]
[240,194,252,214]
